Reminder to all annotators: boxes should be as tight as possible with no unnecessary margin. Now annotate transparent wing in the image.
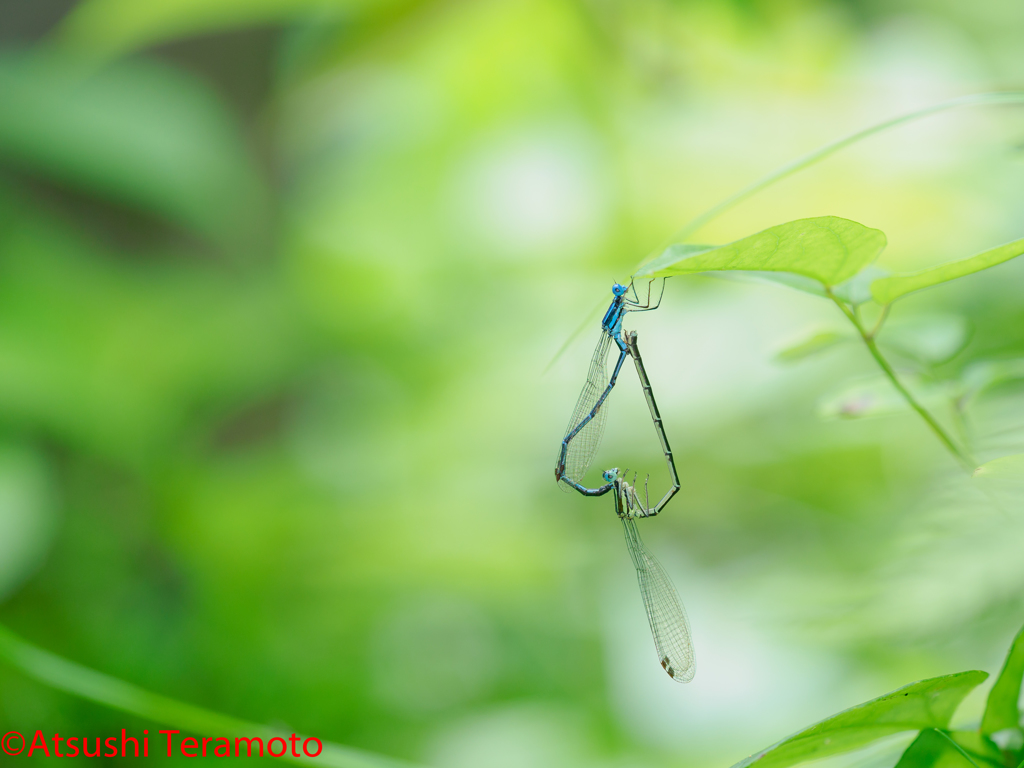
[621,516,695,682]
[557,331,612,491]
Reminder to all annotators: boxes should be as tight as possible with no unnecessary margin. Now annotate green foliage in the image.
[731,671,987,768]
[894,729,977,768]
[973,454,1024,479]
[636,209,1024,472]
[640,215,1024,315]
[58,0,377,57]
[737,623,1024,768]
[880,315,971,365]
[972,455,1024,501]
[635,216,887,287]
[0,200,306,467]
[961,359,1024,403]
[949,730,1007,767]
[0,623,415,768]
[3,3,1024,766]
[0,51,264,243]
[872,237,1024,305]
[981,624,1024,737]
[971,454,1024,500]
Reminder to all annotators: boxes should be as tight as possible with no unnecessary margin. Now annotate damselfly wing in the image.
[557,331,612,491]
[621,515,695,682]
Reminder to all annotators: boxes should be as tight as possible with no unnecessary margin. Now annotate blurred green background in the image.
[0,0,1023,765]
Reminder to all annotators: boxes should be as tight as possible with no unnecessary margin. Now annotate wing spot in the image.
[661,656,675,678]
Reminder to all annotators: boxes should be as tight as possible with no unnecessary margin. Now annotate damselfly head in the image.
[602,468,619,482]
[612,282,628,297]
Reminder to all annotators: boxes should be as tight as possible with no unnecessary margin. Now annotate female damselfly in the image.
[607,464,694,683]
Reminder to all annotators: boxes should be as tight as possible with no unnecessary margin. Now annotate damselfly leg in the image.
[624,278,666,311]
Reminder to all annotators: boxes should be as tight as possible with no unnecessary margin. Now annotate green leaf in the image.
[973,454,1024,480]
[708,265,889,306]
[775,331,848,363]
[635,216,887,287]
[0,623,416,768]
[894,730,979,768]
[712,265,891,307]
[706,270,828,298]
[871,236,1024,305]
[0,51,264,244]
[879,316,971,366]
[971,454,1024,500]
[58,0,389,57]
[730,671,987,768]
[981,623,1024,736]
[961,359,1024,402]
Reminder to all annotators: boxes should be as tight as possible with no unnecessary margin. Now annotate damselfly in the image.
[555,280,665,493]
[606,465,694,683]
[563,330,694,682]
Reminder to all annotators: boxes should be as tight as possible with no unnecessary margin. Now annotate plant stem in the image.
[651,91,1024,250]
[827,291,977,472]
[868,304,890,339]
[0,623,414,768]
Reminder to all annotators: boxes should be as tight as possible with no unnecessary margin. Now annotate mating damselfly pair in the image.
[554,281,695,683]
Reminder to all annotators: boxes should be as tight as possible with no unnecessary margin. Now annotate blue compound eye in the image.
[603,469,618,482]
[612,283,627,296]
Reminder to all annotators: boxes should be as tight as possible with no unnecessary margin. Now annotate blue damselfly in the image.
[555,280,665,493]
